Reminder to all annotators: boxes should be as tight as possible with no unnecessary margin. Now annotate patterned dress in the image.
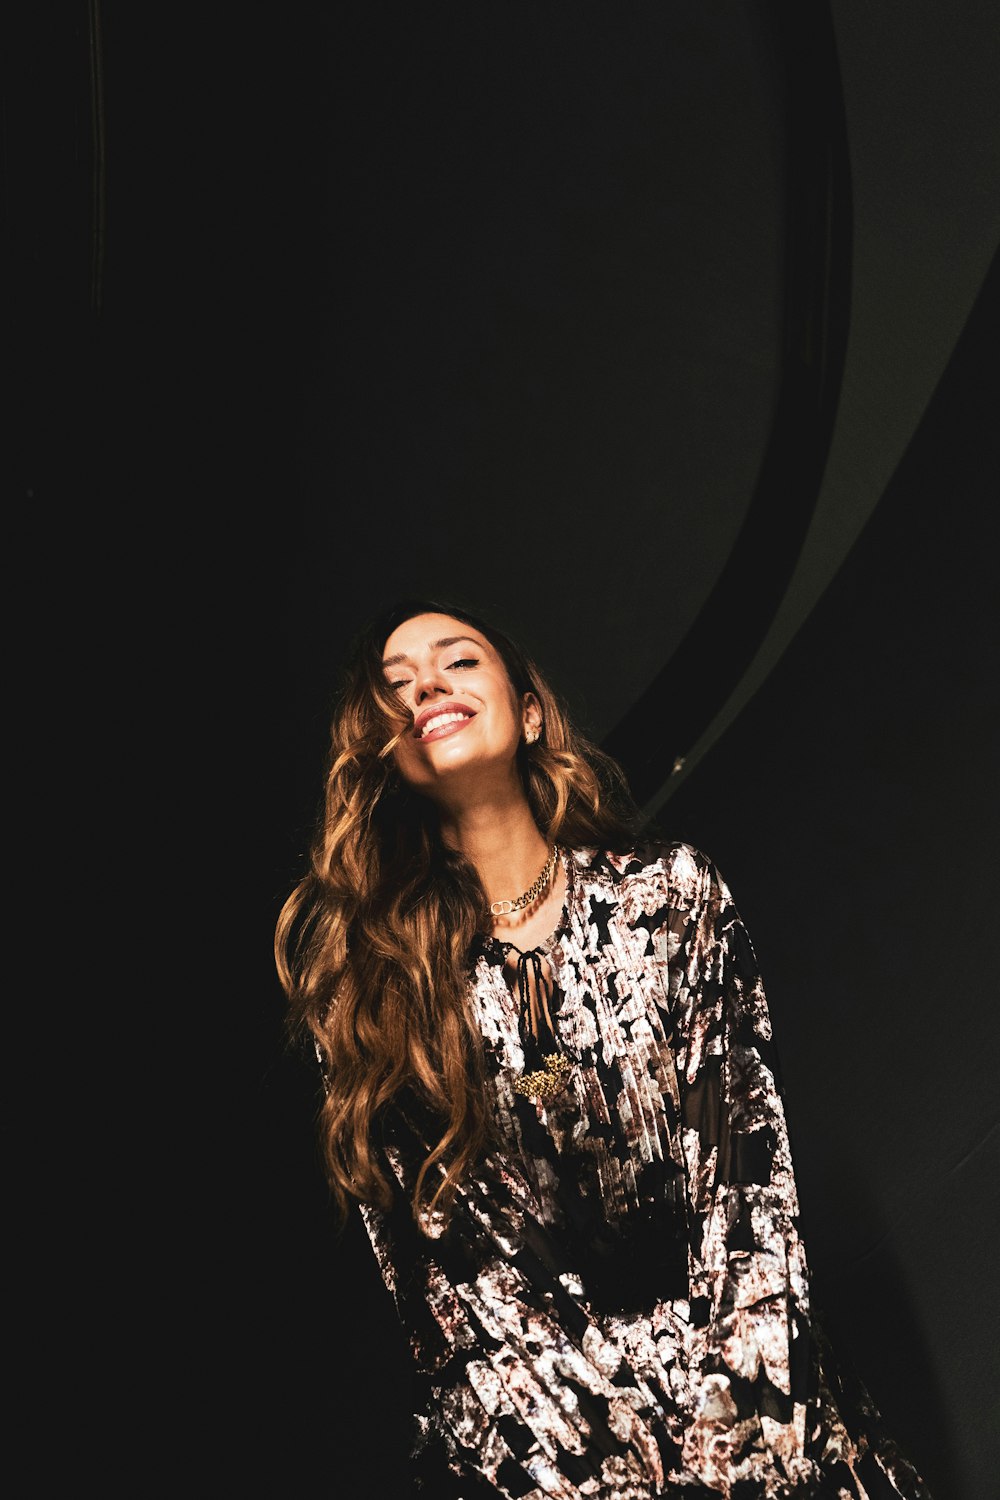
[356,841,931,1498]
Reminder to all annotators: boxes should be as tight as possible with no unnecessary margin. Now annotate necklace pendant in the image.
[512,1052,574,1101]
[490,898,514,916]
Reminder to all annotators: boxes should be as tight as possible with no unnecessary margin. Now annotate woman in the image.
[275,599,931,1499]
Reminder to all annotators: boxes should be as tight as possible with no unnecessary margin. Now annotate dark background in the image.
[9,3,999,1496]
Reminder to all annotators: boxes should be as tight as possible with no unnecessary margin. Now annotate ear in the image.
[522,693,543,741]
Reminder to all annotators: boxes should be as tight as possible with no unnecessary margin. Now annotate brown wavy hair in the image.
[274,599,639,1233]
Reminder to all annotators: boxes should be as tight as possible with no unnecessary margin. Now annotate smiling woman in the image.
[380,614,545,810]
[274,598,932,1499]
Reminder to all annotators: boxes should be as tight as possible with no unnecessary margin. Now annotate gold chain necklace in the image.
[489,844,558,917]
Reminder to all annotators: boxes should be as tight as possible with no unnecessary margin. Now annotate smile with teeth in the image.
[417,710,475,741]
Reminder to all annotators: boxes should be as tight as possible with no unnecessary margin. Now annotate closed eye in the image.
[385,657,477,691]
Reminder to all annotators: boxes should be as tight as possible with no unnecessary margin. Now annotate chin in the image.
[403,747,509,796]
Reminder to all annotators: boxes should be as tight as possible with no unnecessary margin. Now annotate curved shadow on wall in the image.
[601,1,851,806]
[805,1152,964,1500]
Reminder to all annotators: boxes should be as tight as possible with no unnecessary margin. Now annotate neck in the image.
[439,789,550,904]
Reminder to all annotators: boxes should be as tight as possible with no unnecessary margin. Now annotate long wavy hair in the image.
[274,599,640,1232]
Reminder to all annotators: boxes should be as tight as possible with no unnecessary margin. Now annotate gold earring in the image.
[525,726,539,745]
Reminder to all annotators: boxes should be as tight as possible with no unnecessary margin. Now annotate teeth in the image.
[419,710,471,738]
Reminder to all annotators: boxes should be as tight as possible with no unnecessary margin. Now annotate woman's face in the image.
[380,612,540,802]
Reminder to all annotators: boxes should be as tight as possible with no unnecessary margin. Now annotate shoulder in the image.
[568,839,728,911]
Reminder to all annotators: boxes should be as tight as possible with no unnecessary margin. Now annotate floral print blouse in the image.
[355,841,932,1498]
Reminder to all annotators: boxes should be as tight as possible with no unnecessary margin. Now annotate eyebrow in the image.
[382,635,485,668]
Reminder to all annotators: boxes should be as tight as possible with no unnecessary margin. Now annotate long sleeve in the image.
[672,855,930,1498]
[340,842,932,1499]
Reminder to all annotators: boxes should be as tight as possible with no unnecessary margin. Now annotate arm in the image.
[673,855,818,1491]
[673,853,931,1498]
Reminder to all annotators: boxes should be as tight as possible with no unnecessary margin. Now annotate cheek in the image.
[485,674,521,726]
[498,693,524,738]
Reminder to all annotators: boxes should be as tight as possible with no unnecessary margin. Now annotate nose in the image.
[412,661,452,705]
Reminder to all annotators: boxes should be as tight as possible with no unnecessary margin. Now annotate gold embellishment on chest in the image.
[512,1052,574,1100]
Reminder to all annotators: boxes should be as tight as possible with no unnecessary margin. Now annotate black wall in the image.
[10,4,998,1496]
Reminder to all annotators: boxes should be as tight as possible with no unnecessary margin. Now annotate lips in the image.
[413,703,477,740]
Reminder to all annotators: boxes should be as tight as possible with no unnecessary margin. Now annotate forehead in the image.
[381,613,493,663]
